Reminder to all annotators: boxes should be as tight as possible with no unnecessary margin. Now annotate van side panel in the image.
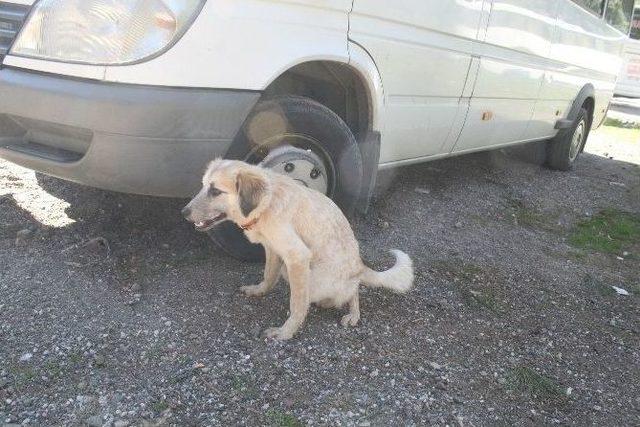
[545,1,625,127]
[453,0,559,152]
[350,0,486,163]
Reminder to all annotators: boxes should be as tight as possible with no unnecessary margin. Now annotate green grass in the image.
[434,259,484,282]
[603,117,640,130]
[569,209,640,255]
[507,199,557,231]
[44,360,64,379]
[581,274,616,296]
[151,400,169,413]
[461,288,505,315]
[508,366,565,402]
[265,410,304,427]
[7,366,36,389]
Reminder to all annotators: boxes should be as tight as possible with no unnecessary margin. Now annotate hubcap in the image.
[258,145,329,194]
[569,120,586,162]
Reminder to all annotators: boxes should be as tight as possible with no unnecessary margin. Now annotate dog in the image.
[182,159,414,340]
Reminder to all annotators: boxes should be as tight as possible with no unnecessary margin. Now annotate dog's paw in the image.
[341,313,360,327]
[263,327,294,341]
[240,284,267,297]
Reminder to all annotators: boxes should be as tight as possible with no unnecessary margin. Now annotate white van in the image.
[615,5,640,97]
[0,0,632,259]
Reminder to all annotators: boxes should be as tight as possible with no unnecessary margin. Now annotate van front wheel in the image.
[209,95,363,262]
[546,107,590,171]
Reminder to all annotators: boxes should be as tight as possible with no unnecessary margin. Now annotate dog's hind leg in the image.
[240,247,282,297]
[341,291,360,327]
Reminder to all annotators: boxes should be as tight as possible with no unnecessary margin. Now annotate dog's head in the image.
[182,160,271,232]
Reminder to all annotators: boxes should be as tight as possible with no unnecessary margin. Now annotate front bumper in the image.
[0,68,260,197]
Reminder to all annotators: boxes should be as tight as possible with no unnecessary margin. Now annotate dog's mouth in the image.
[194,213,227,232]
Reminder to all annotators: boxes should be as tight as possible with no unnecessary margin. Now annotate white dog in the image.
[183,159,414,340]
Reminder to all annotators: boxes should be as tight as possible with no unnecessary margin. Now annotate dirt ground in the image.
[1,124,638,426]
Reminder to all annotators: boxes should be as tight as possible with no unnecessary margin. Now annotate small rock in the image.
[454,221,463,229]
[19,353,33,362]
[566,387,573,396]
[113,421,129,427]
[94,355,106,367]
[414,187,430,195]
[612,286,629,296]
[130,283,142,292]
[429,362,443,370]
[370,369,379,378]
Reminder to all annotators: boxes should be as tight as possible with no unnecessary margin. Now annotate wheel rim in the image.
[569,120,586,162]
[244,134,335,197]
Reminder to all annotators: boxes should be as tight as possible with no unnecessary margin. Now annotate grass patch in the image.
[581,274,615,296]
[603,117,640,129]
[151,399,169,413]
[434,259,484,282]
[265,410,304,427]
[569,209,640,255]
[507,199,557,230]
[7,366,36,389]
[461,288,505,315]
[44,360,64,379]
[228,374,260,399]
[508,366,566,402]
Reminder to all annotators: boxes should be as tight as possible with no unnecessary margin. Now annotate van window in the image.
[631,7,640,40]
[605,0,635,33]
[572,0,605,16]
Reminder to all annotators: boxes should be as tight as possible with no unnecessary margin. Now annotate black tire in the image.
[546,107,590,171]
[209,95,363,262]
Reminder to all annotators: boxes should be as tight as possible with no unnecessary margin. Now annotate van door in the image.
[349,1,486,164]
[545,1,627,129]
[453,0,560,153]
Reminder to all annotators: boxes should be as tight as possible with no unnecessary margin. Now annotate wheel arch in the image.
[233,51,385,213]
[570,84,596,127]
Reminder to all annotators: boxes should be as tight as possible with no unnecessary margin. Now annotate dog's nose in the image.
[181,206,191,219]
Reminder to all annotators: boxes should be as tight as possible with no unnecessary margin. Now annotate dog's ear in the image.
[236,171,266,217]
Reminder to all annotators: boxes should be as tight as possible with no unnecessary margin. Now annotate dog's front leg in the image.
[240,246,282,297]
[264,229,311,340]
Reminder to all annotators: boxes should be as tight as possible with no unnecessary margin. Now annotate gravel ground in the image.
[1,126,639,426]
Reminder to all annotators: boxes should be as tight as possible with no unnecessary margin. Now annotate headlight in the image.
[10,0,205,65]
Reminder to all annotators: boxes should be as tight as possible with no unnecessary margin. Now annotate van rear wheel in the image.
[546,107,590,171]
[209,96,363,262]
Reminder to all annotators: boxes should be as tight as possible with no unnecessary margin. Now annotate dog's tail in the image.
[359,250,414,293]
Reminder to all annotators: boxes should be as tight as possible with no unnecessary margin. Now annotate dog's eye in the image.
[208,186,223,197]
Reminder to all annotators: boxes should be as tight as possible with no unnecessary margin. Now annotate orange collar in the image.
[240,217,259,231]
